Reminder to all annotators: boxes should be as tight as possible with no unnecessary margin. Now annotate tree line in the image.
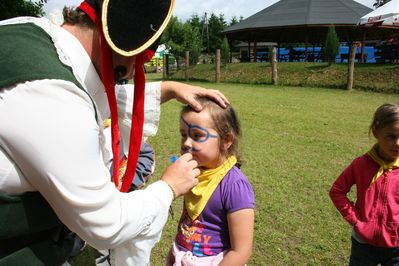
[0,0,47,20]
[160,13,242,66]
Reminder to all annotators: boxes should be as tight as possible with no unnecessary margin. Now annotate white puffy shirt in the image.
[0,16,172,265]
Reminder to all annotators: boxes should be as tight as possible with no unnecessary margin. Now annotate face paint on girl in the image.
[180,111,222,169]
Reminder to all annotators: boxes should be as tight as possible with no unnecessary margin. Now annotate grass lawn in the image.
[72,81,399,265]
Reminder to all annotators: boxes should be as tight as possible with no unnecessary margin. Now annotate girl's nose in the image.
[181,138,193,153]
[395,137,399,146]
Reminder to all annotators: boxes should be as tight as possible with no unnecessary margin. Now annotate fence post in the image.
[215,49,221,83]
[346,42,357,90]
[163,53,169,79]
[271,46,278,85]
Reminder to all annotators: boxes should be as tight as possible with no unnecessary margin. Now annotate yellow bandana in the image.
[368,144,399,189]
[184,156,237,221]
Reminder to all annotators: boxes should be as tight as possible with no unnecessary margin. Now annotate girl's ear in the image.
[372,127,378,139]
[222,133,234,151]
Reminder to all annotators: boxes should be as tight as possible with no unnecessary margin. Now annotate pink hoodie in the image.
[330,153,399,248]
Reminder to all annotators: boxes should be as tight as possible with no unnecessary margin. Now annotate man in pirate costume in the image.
[0,0,229,265]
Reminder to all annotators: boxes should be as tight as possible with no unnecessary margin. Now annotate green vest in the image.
[0,193,74,266]
[0,22,94,265]
[0,22,97,120]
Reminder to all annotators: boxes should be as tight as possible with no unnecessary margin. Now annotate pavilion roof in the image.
[221,0,395,43]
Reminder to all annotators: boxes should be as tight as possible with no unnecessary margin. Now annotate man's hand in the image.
[160,81,229,111]
[161,153,199,198]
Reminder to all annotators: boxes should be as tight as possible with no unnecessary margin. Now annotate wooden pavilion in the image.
[222,0,397,63]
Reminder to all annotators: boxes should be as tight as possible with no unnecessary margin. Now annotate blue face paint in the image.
[180,117,218,143]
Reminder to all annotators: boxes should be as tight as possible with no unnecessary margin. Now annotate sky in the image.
[44,0,377,22]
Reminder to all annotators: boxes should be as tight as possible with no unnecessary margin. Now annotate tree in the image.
[373,0,391,8]
[324,25,340,65]
[161,12,238,64]
[0,0,47,20]
[207,13,228,54]
[187,13,202,36]
[220,36,230,64]
[187,14,206,52]
[182,23,202,65]
[161,16,202,67]
[160,16,185,68]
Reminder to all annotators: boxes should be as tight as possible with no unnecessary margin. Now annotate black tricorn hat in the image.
[84,0,174,56]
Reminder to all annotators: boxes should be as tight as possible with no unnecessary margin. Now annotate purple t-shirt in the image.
[175,166,255,256]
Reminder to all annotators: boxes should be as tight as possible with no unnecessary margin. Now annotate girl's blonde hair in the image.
[181,97,242,165]
[369,103,399,134]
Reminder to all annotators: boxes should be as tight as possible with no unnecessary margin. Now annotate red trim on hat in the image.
[78,1,99,23]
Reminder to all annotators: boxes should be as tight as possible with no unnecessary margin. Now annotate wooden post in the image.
[162,54,165,79]
[163,53,169,79]
[215,49,221,83]
[361,32,366,63]
[271,46,278,85]
[247,41,251,62]
[277,43,280,62]
[185,51,189,81]
[254,41,257,62]
[305,33,309,62]
[312,44,316,62]
[155,57,159,73]
[346,42,357,90]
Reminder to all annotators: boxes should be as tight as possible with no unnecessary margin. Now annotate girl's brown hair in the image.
[370,103,399,134]
[181,96,242,165]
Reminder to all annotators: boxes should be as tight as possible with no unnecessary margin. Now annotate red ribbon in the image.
[79,1,147,192]
[120,54,145,192]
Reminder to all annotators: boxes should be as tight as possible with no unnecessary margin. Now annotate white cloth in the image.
[115,84,160,156]
[0,17,171,265]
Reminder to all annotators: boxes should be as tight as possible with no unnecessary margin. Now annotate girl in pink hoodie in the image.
[330,103,399,265]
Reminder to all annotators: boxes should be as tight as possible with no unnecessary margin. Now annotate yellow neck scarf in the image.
[184,156,237,221]
[368,144,399,189]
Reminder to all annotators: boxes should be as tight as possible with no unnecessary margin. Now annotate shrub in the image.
[324,26,340,65]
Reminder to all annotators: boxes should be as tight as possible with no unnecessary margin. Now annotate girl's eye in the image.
[180,132,187,139]
[191,130,206,141]
[192,132,202,139]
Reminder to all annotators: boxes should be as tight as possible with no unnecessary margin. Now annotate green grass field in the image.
[149,82,398,265]
[72,80,398,265]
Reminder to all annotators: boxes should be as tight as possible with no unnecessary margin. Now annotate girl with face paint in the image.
[167,96,255,266]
